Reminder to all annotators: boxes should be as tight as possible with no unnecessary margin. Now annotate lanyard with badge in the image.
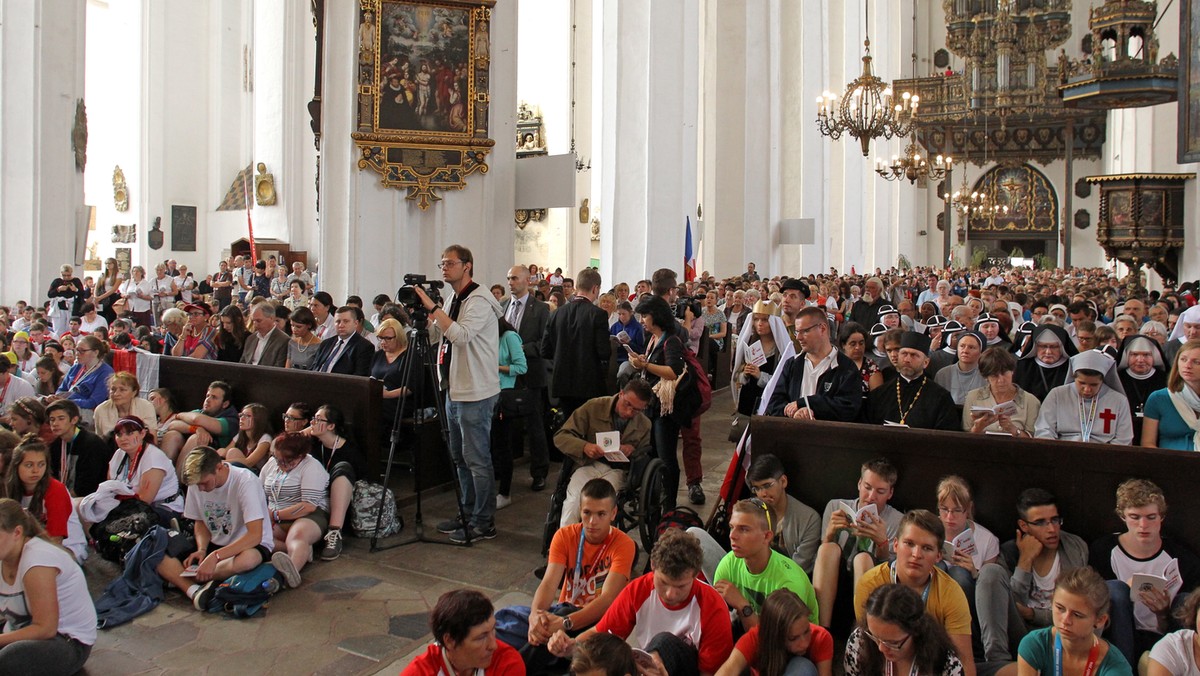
[569,529,613,606]
[1053,631,1100,676]
[889,561,931,604]
[1078,397,1099,443]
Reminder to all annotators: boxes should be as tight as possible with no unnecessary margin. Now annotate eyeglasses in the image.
[864,629,911,651]
[620,395,648,414]
[796,323,823,336]
[238,412,253,419]
[378,334,397,341]
[437,259,464,270]
[938,506,967,516]
[749,497,773,532]
[1024,516,1064,528]
[312,417,329,424]
[77,348,95,354]
[750,479,779,495]
[282,414,307,423]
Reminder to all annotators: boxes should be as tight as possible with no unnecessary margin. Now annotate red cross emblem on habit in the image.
[1098,409,1116,434]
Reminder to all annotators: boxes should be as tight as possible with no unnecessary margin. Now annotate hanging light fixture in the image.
[816,0,918,156]
[876,0,951,184]
[942,111,1008,218]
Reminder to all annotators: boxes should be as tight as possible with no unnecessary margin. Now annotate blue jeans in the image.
[784,656,819,676]
[446,394,499,531]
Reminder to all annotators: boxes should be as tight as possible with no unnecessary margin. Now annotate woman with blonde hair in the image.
[371,318,415,436]
[0,498,96,673]
[1016,567,1130,674]
[92,371,157,439]
[1141,339,1200,450]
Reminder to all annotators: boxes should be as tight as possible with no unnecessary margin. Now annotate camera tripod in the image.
[370,320,475,552]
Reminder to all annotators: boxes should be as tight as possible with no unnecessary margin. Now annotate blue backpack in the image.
[206,563,279,618]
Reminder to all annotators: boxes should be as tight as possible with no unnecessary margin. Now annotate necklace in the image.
[895,375,927,425]
[1078,396,1099,443]
[294,336,315,353]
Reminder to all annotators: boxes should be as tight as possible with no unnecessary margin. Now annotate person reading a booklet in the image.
[1087,479,1200,666]
[961,347,1041,437]
[935,476,1001,614]
[1034,350,1133,445]
[552,380,653,527]
[811,458,905,628]
[853,510,977,676]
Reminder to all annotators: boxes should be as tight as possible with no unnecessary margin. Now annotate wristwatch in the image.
[739,605,753,618]
[562,616,573,632]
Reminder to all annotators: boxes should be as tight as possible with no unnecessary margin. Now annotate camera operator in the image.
[413,245,505,543]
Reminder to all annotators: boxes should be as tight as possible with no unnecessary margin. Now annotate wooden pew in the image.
[747,417,1199,547]
[154,357,407,477]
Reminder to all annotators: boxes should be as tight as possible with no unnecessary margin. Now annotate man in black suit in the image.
[541,268,611,421]
[312,306,373,376]
[502,265,551,491]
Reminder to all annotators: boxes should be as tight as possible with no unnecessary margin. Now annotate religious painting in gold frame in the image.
[352,0,496,209]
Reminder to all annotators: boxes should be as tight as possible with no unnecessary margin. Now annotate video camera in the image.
[396,273,444,328]
[674,295,701,321]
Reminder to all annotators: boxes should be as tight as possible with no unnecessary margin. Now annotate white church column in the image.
[319,1,517,302]
[0,0,86,304]
[597,0,699,288]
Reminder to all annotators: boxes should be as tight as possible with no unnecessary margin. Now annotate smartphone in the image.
[180,565,200,578]
[623,344,636,355]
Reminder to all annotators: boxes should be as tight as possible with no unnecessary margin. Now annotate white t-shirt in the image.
[261,456,330,512]
[107,443,183,513]
[1149,630,1200,675]
[949,521,1001,571]
[0,537,97,645]
[1030,553,1060,610]
[0,374,36,419]
[184,464,273,551]
[79,315,108,333]
[1108,545,1184,632]
[175,274,195,303]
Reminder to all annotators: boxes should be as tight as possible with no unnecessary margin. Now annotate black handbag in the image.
[498,387,537,418]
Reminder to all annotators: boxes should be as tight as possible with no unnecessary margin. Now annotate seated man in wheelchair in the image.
[496,478,636,674]
[553,379,654,527]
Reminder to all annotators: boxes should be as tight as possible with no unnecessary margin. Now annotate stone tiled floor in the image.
[82,394,739,675]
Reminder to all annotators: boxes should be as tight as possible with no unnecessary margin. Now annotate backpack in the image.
[681,347,712,416]
[89,499,160,564]
[350,480,403,538]
[207,563,279,618]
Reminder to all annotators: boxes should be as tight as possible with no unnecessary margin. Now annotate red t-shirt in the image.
[548,524,636,606]
[401,640,524,675]
[735,623,835,674]
[594,572,733,674]
[24,479,72,538]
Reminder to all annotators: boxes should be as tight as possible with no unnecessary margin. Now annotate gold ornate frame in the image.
[352,0,496,209]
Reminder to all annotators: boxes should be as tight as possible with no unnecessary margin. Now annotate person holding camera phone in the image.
[413,245,504,544]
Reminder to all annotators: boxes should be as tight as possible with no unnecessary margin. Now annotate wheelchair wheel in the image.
[636,457,669,553]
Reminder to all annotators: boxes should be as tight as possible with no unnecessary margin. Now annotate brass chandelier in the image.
[875,0,949,184]
[816,1,917,156]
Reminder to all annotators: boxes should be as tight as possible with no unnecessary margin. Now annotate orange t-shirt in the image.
[548,524,636,606]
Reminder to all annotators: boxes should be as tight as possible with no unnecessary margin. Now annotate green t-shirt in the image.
[713,549,819,623]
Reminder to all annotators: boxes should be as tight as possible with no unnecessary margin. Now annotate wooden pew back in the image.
[748,417,1199,547]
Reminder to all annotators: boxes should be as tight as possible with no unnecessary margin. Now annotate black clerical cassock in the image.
[866,331,960,431]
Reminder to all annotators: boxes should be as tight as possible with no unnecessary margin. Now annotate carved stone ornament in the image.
[514,208,545,229]
[72,99,88,172]
[113,166,129,212]
[352,0,497,209]
[254,162,278,206]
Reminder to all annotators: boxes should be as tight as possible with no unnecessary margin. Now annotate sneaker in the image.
[436,519,464,534]
[263,576,282,596]
[531,476,547,492]
[320,528,343,561]
[192,580,216,611]
[449,525,497,544]
[688,483,706,506]
[271,551,302,588]
[496,494,512,510]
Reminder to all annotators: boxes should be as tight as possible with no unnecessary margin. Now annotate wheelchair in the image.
[541,451,670,560]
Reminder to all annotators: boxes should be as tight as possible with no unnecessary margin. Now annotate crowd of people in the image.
[0,250,1198,674]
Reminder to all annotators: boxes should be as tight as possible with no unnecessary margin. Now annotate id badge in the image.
[438,342,448,365]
